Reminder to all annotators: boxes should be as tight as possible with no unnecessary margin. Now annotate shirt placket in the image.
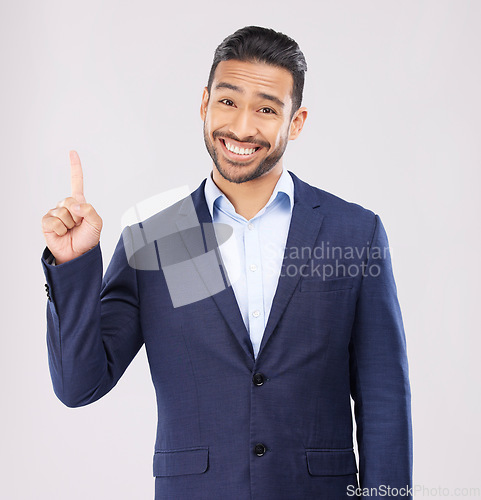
[244,220,265,358]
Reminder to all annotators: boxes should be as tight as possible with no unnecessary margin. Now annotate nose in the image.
[229,108,258,141]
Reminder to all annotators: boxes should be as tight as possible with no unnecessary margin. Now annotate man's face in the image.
[200,59,306,184]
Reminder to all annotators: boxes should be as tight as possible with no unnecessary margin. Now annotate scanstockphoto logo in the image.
[347,484,481,497]
[119,187,393,307]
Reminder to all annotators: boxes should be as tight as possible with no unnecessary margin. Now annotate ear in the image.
[288,106,308,140]
[200,87,209,121]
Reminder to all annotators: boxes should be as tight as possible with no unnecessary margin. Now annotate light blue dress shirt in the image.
[204,168,294,358]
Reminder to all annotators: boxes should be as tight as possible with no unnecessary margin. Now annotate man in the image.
[41,26,412,499]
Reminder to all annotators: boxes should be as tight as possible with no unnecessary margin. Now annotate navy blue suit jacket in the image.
[41,171,412,499]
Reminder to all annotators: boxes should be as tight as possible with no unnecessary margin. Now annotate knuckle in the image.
[41,216,51,230]
[56,206,74,220]
[64,218,76,230]
[42,214,57,229]
[53,219,67,235]
[57,196,76,208]
[50,208,61,219]
[60,206,71,217]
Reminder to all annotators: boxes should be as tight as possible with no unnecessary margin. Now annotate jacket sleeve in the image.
[349,214,413,497]
[41,228,144,408]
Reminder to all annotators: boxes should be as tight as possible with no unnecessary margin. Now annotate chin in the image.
[217,166,254,184]
[217,161,273,185]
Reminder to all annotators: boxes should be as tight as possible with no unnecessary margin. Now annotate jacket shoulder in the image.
[314,185,375,219]
[291,171,376,224]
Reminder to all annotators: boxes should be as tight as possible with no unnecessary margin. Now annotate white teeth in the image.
[224,140,257,155]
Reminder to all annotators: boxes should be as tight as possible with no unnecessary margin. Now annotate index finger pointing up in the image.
[69,150,86,203]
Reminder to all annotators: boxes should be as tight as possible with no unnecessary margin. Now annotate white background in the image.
[1,0,480,498]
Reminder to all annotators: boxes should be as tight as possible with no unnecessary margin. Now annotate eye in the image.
[220,99,235,106]
[259,107,276,114]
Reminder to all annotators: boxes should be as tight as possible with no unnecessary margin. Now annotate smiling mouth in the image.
[219,138,262,160]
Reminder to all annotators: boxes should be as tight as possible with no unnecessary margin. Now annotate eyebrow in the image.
[214,82,285,109]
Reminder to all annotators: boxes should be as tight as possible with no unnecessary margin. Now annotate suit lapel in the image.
[257,172,324,358]
[176,180,255,364]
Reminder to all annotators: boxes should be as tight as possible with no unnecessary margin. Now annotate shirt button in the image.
[249,264,257,272]
[252,373,265,386]
[248,223,255,230]
[254,443,267,457]
[252,310,260,318]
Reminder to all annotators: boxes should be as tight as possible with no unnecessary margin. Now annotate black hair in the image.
[207,26,307,117]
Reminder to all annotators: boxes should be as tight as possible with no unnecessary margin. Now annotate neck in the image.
[211,162,284,220]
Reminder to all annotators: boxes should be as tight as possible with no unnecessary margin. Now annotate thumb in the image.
[71,202,103,230]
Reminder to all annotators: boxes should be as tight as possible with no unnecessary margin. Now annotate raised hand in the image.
[41,151,103,265]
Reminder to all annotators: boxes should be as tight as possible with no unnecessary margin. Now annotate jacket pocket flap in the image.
[300,276,355,292]
[306,449,358,476]
[153,447,209,477]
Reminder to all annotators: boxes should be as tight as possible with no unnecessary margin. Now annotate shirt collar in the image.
[204,167,294,221]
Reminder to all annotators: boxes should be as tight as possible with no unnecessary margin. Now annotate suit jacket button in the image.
[252,373,265,386]
[254,443,266,457]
